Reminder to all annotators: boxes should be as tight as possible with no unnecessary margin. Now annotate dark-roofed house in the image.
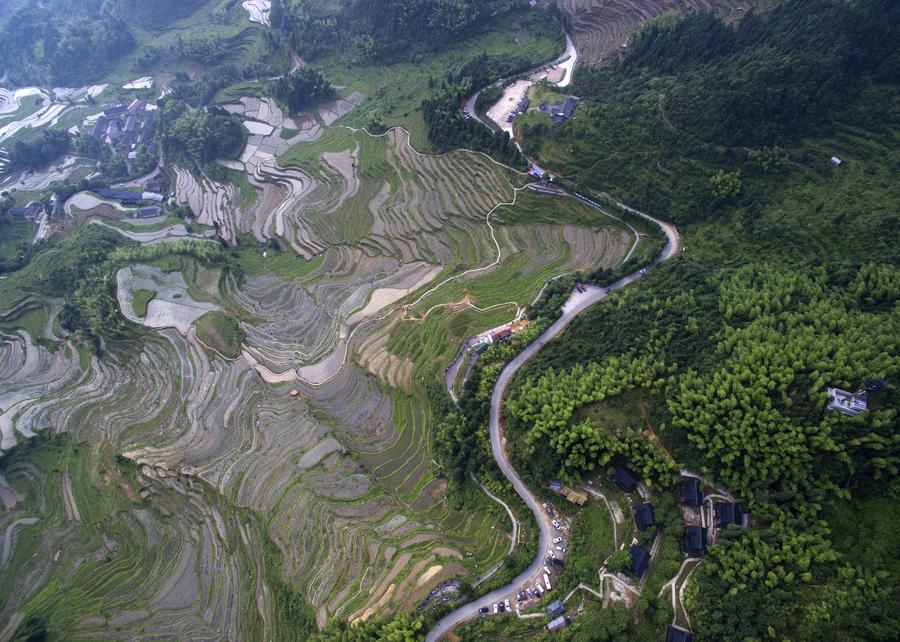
[9,201,42,219]
[679,478,703,507]
[551,97,577,125]
[95,188,141,204]
[666,624,694,642]
[136,206,162,218]
[683,526,707,556]
[547,616,567,632]
[547,599,565,618]
[633,503,656,531]
[714,502,744,528]
[612,466,638,492]
[549,479,563,491]
[628,545,650,578]
[517,98,530,114]
[90,115,109,139]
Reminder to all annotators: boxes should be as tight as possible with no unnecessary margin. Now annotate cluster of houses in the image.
[7,200,42,220]
[90,99,158,159]
[538,97,577,126]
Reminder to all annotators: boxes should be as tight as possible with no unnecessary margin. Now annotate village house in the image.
[826,387,868,416]
[633,502,656,531]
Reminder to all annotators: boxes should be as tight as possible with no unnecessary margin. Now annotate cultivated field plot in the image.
[558,0,776,65]
[0,97,635,636]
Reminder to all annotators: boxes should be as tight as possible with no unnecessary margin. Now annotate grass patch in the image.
[194,310,243,358]
[279,127,298,139]
[233,234,326,282]
[131,289,156,317]
[572,389,647,431]
[568,501,615,583]
[0,214,35,265]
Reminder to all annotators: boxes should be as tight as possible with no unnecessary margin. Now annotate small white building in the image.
[547,616,567,632]
[827,387,867,416]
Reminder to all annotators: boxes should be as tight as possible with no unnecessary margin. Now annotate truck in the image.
[544,573,552,591]
[535,584,544,596]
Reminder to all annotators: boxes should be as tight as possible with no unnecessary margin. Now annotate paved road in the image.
[425,198,680,641]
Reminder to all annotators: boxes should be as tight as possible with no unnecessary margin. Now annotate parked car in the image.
[498,602,505,613]
[552,520,561,529]
[505,599,511,611]
[479,607,489,615]
[553,537,563,544]
[493,603,499,614]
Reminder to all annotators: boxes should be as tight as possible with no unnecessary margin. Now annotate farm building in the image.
[8,201,42,219]
[94,188,142,204]
[628,545,650,578]
[826,387,868,416]
[489,327,512,344]
[633,503,656,531]
[547,599,565,618]
[136,206,163,218]
[612,466,638,492]
[563,487,587,505]
[547,616,567,632]
[683,526,707,556]
[714,502,744,528]
[666,624,694,642]
[679,478,703,507]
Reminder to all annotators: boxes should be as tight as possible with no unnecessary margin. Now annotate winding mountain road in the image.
[425,197,680,641]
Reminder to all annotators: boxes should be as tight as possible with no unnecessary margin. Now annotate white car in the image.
[505,598,511,611]
[493,603,498,614]
[552,520,561,529]
[553,537,563,544]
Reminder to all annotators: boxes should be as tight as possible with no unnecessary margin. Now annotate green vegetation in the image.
[158,99,247,166]
[271,67,335,113]
[271,0,530,62]
[7,130,71,171]
[194,311,243,358]
[131,288,156,317]
[0,0,134,84]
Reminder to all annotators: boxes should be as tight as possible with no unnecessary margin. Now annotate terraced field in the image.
[0,102,637,636]
[558,0,776,65]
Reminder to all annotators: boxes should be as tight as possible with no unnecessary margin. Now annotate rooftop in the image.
[827,387,868,416]
[683,525,707,556]
[679,478,703,507]
[612,466,638,492]
[547,599,565,617]
[628,544,650,578]
[714,502,744,527]
[634,503,656,531]
[666,624,694,642]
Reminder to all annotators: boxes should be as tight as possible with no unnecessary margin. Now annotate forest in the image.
[483,259,899,640]
[0,1,135,85]
[270,0,528,62]
[520,0,900,245]
[271,68,336,114]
